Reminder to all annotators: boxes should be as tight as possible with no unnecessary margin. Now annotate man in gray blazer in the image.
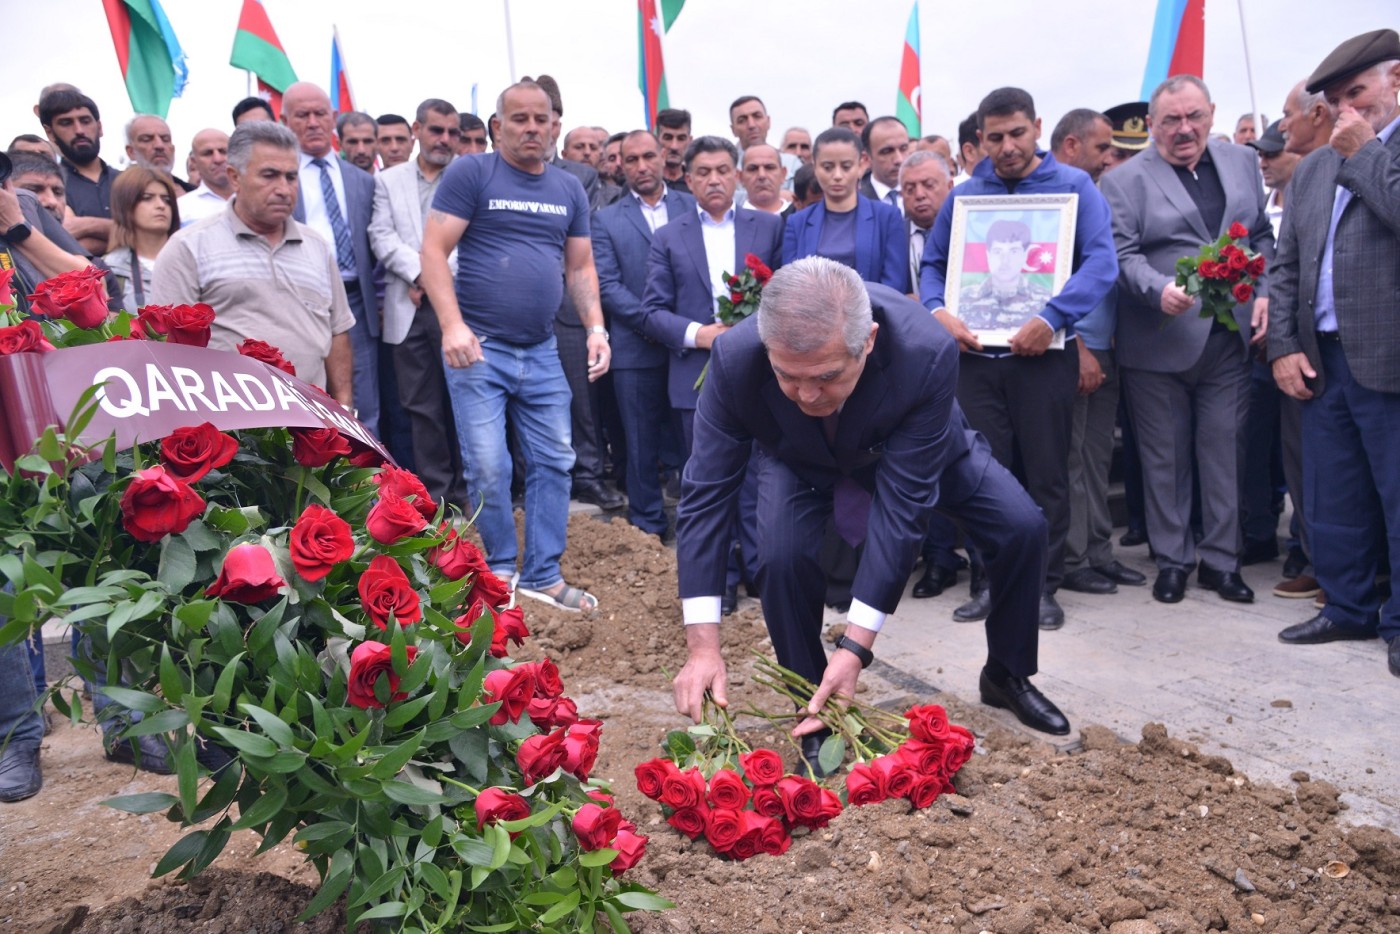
[1100,75,1275,606]
[1267,29,1400,679]
[283,82,382,439]
[368,98,466,506]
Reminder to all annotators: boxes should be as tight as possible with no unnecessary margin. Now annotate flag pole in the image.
[246,69,252,97]
[1235,0,1262,135]
[503,0,517,82]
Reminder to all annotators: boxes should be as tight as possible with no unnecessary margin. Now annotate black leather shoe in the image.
[1038,592,1065,630]
[1197,566,1255,603]
[953,587,990,622]
[799,729,832,779]
[1060,567,1116,595]
[1278,612,1378,645]
[1240,537,1279,566]
[720,585,738,616]
[1093,560,1147,586]
[1281,547,1309,580]
[103,733,175,775]
[912,564,957,599]
[573,481,625,511]
[979,668,1070,735]
[1153,568,1187,604]
[0,742,41,802]
[1389,637,1400,678]
[1119,527,1148,548]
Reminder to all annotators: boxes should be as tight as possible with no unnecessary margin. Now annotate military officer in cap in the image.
[1268,28,1400,680]
[1102,102,1150,170]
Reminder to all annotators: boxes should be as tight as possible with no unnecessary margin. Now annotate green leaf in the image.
[418,861,452,901]
[352,865,407,907]
[539,890,581,924]
[180,520,222,553]
[601,900,631,933]
[153,830,208,877]
[204,505,251,536]
[452,834,497,867]
[238,703,296,749]
[578,848,618,868]
[486,822,511,870]
[230,782,288,830]
[176,736,199,819]
[293,820,353,843]
[98,687,166,714]
[211,653,243,715]
[210,727,278,758]
[124,708,191,736]
[612,891,674,911]
[103,792,179,814]
[382,694,433,729]
[190,762,242,822]
[297,859,352,921]
[158,647,185,706]
[355,902,406,922]
[818,734,846,774]
[157,535,198,592]
[381,780,447,806]
[368,729,425,781]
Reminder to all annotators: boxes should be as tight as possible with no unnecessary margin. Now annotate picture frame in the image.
[946,193,1079,349]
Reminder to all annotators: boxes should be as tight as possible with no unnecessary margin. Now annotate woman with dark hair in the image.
[781,127,908,291]
[103,166,180,312]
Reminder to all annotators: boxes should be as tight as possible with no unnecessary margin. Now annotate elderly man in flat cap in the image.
[1267,28,1400,679]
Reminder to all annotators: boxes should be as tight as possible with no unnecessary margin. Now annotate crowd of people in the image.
[1,25,1397,797]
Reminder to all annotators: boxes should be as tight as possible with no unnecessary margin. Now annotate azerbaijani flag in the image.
[102,0,188,118]
[895,2,921,137]
[1140,0,1206,99]
[230,0,298,119]
[638,0,685,130]
[330,26,355,115]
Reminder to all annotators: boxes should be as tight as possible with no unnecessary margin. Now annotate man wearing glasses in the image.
[1100,76,1275,606]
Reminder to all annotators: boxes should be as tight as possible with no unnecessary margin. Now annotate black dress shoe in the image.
[573,481,625,510]
[721,585,738,616]
[1278,612,1378,645]
[1281,547,1309,580]
[1153,568,1187,604]
[1060,567,1117,595]
[1092,560,1147,587]
[103,733,175,775]
[1197,566,1255,603]
[953,587,990,622]
[1119,527,1148,548]
[1038,592,1065,630]
[799,729,832,779]
[1389,637,1400,678]
[979,668,1070,735]
[0,742,41,802]
[1240,537,1280,566]
[912,564,957,599]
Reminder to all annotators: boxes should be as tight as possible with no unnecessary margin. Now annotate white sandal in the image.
[516,583,597,613]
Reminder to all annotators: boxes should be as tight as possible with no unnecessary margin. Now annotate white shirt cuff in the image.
[683,320,702,349]
[846,599,887,633]
[682,596,722,624]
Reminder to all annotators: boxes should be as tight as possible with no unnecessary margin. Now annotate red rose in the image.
[0,319,55,355]
[474,787,530,835]
[1226,248,1249,272]
[610,827,648,873]
[573,802,622,851]
[483,667,536,725]
[429,527,489,580]
[494,606,529,650]
[732,810,771,861]
[750,785,785,819]
[1228,221,1249,240]
[526,695,566,728]
[745,253,773,285]
[942,724,976,775]
[739,748,785,786]
[467,568,512,609]
[666,804,709,840]
[900,740,946,776]
[1246,255,1266,277]
[347,444,385,468]
[0,267,13,306]
[291,427,352,467]
[754,813,790,856]
[872,753,915,798]
[906,773,945,808]
[775,775,842,828]
[562,719,601,780]
[546,696,578,727]
[289,504,355,582]
[706,769,751,811]
[452,596,491,645]
[346,640,416,709]
[634,757,679,800]
[1232,281,1254,304]
[374,466,436,520]
[119,466,205,542]
[205,543,286,603]
[904,704,952,743]
[28,266,108,329]
[529,658,564,698]
[588,790,616,808]
[516,730,566,785]
[729,290,744,303]
[357,554,422,629]
[845,762,888,806]
[159,422,237,483]
[365,491,427,545]
[237,338,297,376]
[659,767,707,810]
[137,303,215,347]
[704,807,744,854]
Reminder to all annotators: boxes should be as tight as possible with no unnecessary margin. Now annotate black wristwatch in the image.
[4,222,32,244]
[834,635,874,669]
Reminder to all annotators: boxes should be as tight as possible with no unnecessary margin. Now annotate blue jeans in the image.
[1,637,42,752]
[443,335,575,591]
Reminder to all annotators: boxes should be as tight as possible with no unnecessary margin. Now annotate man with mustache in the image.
[38,88,117,255]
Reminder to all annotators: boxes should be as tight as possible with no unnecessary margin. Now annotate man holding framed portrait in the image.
[919,87,1118,631]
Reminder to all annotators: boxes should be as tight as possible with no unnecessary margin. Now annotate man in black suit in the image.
[673,258,1070,769]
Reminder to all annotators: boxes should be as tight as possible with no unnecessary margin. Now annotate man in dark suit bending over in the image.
[672,258,1071,769]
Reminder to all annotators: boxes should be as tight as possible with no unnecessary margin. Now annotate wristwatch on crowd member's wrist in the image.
[4,221,32,244]
[834,635,873,669]
[586,325,609,341]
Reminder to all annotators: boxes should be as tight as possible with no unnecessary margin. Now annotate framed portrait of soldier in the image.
[946,194,1078,348]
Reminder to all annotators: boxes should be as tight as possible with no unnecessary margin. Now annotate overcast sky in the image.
[3,0,1391,166]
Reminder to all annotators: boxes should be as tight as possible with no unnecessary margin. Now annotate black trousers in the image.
[555,320,606,486]
[393,299,466,506]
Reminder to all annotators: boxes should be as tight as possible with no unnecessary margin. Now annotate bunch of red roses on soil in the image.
[0,269,670,931]
[1173,221,1267,332]
[635,655,975,861]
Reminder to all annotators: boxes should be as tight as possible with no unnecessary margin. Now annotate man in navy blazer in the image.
[593,130,696,536]
[673,258,1071,767]
[283,82,381,439]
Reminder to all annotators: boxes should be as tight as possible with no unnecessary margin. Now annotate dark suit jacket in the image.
[783,196,909,291]
[294,157,379,335]
[592,188,696,370]
[638,206,784,409]
[676,285,990,612]
[1267,128,1400,395]
[1100,139,1274,372]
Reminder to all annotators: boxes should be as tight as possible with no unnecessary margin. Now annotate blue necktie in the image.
[312,157,355,276]
[823,414,870,547]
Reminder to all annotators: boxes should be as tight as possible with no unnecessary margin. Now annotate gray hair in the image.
[1148,75,1212,118]
[898,148,951,187]
[494,80,547,122]
[757,257,872,357]
[1292,82,1327,114]
[124,113,169,144]
[227,121,299,171]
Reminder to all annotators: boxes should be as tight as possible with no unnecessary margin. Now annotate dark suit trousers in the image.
[1304,339,1400,640]
[612,366,669,534]
[344,283,380,440]
[753,447,1044,686]
[555,320,605,485]
[682,409,760,589]
[393,298,466,506]
[956,347,1077,590]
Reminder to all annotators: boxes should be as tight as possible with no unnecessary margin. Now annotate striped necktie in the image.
[311,157,355,275]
